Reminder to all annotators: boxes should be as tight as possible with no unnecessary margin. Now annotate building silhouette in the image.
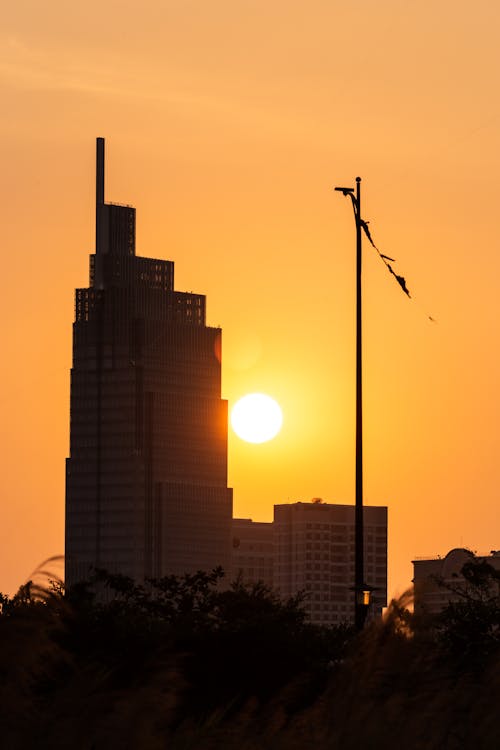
[413,547,500,615]
[231,518,274,587]
[231,500,388,626]
[65,138,233,587]
[273,501,387,625]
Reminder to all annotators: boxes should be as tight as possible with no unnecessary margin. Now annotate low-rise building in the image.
[413,547,500,615]
[231,518,274,588]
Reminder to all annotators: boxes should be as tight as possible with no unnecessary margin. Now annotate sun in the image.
[230,393,283,444]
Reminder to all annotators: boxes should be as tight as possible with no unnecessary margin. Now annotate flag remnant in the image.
[359,219,411,298]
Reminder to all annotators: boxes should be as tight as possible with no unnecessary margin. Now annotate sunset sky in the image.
[2,0,499,598]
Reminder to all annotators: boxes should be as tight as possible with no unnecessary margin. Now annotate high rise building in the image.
[65,138,233,587]
[274,501,387,626]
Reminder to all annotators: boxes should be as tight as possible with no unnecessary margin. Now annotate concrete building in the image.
[231,519,274,587]
[413,548,500,616]
[65,139,233,587]
[274,500,387,626]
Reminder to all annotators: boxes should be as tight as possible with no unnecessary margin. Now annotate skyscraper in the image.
[65,138,233,587]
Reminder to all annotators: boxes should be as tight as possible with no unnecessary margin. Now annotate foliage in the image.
[434,560,500,665]
[1,564,499,749]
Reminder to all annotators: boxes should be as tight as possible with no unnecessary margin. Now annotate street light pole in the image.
[354,177,365,631]
[335,177,369,631]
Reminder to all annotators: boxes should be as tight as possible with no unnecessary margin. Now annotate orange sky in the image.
[1,0,499,598]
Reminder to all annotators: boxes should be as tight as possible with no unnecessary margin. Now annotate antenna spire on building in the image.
[96,137,105,205]
[96,137,105,254]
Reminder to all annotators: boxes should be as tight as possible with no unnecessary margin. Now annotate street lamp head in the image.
[351,583,374,607]
[334,186,355,198]
[358,588,371,607]
[356,583,374,607]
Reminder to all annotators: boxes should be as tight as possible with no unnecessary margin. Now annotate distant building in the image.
[65,139,233,587]
[231,519,274,588]
[412,548,500,616]
[274,501,388,626]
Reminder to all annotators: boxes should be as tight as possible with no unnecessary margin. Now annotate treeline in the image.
[0,561,499,749]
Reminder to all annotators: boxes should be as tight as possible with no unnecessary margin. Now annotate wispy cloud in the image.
[0,33,331,146]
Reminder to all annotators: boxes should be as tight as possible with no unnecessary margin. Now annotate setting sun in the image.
[231,394,283,444]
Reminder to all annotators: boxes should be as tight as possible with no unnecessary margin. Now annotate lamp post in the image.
[335,177,371,630]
